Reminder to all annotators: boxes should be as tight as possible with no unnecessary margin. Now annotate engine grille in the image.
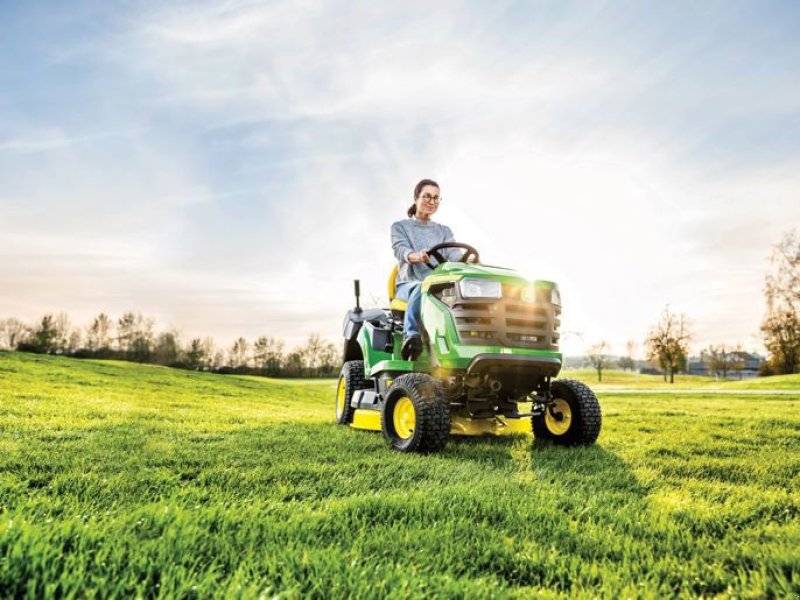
[435,282,561,350]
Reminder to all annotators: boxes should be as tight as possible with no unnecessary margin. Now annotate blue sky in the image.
[2,1,799,355]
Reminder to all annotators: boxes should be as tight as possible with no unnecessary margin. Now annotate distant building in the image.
[688,351,763,379]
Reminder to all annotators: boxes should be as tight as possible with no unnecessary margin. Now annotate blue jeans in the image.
[395,282,422,338]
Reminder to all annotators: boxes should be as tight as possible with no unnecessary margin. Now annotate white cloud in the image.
[125,1,620,125]
[0,128,137,154]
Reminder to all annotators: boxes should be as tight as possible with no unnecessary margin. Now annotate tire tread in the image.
[382,372,449,453]
[533,378,602,445]
[336,360,369,425]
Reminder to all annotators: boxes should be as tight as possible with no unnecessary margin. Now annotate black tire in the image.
[533,379,602,445]
[335,360,368,425]
[381,373,450,453]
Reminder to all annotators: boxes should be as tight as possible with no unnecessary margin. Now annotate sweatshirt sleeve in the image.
[391,221,414,263]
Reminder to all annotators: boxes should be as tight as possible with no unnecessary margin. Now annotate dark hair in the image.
[407,178,440,217]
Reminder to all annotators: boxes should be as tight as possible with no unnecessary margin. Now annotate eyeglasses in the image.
[420,194,441,204]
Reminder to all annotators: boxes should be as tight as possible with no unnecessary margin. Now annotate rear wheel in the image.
[335,360,368,425]
[533,379,601,445]
[381,373,449,453]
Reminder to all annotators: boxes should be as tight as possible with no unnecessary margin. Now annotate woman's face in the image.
[415,184,441,220]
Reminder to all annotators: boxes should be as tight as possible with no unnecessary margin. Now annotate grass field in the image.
[562,369,800,390]
[1,351,799,598]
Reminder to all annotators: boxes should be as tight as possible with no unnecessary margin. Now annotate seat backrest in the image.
[388,264,398,301]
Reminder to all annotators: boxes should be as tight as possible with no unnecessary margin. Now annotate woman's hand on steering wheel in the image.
[424,243,480,269]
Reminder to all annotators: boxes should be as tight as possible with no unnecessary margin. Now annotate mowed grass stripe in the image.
[1,351,799,598]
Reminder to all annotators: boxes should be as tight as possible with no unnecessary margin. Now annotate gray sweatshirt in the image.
[391,218,459,285]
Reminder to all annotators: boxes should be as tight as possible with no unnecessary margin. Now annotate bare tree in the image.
[0,318,28,349]
[186,338,204,369]
[31,314,57,353]
[284,350,304,376]
[153,330,181,365]
[230,337,249,369]
[129,314,155,362]
[266,338,284,375]
[729,348,748,379]
[704,344,745,379]
[762,230,800,374]
[53,312,72,353]
[319,341,340,376]
[618,339,637,372]
[302,334,325,376]
[201,337,216,369]
[86,313,112,351]
[67,330,82,354]
[646,306,691,384]
[587,340,610,382]
[252,336,270,370]
[117,312,136,354]
[248,336,284,375]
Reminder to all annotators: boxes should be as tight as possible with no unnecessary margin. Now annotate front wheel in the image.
[335,360,368,425]
[381,373,449,453]
[533,379,602,445]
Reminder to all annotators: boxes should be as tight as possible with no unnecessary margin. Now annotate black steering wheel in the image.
[424,242,480,269]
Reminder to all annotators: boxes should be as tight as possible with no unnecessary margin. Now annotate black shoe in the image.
[401,335,423,361]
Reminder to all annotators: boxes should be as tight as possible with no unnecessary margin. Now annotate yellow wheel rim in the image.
[545,397,572,435]
[393,396,416,440]
[336,377,346,418]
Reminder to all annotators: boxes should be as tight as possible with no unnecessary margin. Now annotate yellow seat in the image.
[388,265,408,312]
[390,298,408,311]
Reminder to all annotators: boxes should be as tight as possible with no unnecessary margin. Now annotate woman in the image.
[391,178,458,361]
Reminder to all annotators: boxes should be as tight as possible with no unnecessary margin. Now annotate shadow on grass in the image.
[532,441,644,495]
[446,434,645,497]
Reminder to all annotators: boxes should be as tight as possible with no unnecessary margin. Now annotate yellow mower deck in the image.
[350,409,532,436]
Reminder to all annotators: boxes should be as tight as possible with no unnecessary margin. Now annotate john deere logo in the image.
[521,286,536,303]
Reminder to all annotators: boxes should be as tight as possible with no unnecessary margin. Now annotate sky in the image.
[1,0,799,357]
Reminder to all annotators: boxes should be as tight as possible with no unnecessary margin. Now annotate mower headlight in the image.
[459,278,502,299]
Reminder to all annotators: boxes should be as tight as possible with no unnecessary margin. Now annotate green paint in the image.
[360,261,563,377]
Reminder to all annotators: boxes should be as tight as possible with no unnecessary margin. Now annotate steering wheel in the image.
[424,242,480,269]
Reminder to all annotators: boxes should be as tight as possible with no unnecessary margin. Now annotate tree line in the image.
[587,311,758,383]
[3,230,798,382]
[587,229,800,382]
[0,312,341,378]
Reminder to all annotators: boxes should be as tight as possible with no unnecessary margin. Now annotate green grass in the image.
[562,369,718,388]
[1,351,799,598]
[564,368,800,390]
[718,372,800,390]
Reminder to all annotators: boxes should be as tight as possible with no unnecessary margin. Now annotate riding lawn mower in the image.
[337,243,601,453]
